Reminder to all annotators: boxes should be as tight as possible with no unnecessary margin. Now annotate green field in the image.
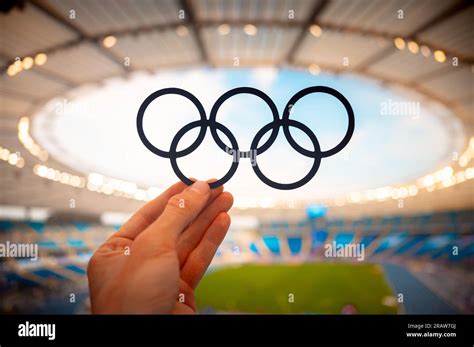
[196,263,399,314]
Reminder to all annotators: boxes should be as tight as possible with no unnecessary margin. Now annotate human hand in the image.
[87,180,233,314]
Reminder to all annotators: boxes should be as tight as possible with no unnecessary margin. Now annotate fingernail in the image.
[189,181,210,194]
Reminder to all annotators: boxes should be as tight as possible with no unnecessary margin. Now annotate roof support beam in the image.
[1,1,471,83]
[355,0,471,72]
[180,0,209,64]
[2,4,472,73]
[284,0,329,64]
[29,0,128,73]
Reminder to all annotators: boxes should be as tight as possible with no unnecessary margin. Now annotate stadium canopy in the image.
[1,0,473,216]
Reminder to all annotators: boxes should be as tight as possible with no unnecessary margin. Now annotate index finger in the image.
[110,179,224,241]
[111,181,188,240]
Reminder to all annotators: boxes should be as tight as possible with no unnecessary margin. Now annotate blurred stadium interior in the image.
[0,0,473,314]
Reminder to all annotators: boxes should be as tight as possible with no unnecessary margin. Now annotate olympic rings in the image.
[137,88,207,158]
[209,87,280,155]
[136,86,355,190]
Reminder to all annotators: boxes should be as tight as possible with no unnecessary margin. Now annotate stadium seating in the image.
[0,209,473,313]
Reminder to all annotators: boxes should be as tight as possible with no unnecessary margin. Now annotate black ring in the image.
[282,86,355,158]
[169,120,239,189]
[137,86,354,190]
[251,119,322,190]
[209,87,280,155]
[137,88,207,159]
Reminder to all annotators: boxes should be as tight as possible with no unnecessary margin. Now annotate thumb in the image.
[134,181,211,257]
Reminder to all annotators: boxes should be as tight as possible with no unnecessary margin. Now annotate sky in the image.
[32,67,464,204]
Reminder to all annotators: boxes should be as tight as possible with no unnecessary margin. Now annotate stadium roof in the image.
[0,0,473,216]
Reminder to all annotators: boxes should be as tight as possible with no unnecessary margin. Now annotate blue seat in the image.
[38,240,59,249]
[415,233,457,256]
[262,235,281,255]
[310,230,328,251]
[28,222,45,233]
[431,233,468,259]
[359,234,378,248]
[66,239,86,248]
[287,236,302,255]
[32,268,67,281]
[5,272,40,288]
[432,244,455,259]
[249,242,260,256]
[374,233,407,254]
[0,220,15,232]
[64,264,86,275]
[457,243,474,260]
[333,232,354,246]
[306,205,327,219]
[395,234,429,255]
[74,223,90,232]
